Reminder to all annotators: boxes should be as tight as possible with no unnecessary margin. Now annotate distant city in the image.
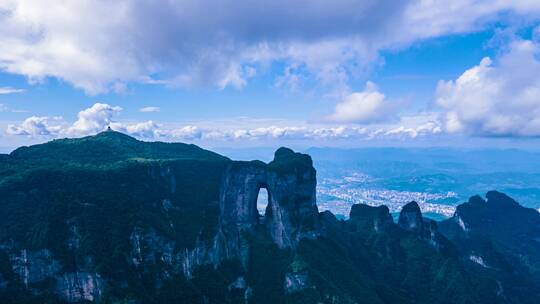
[249,147,540,221]
[317,174,457,219]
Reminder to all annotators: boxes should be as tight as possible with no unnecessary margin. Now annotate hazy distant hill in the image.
[306,147,540,211]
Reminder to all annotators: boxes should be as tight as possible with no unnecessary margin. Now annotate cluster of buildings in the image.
[317,176,457,218]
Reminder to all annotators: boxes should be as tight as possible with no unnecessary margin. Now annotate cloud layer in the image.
[7,103,122,137]
[5,103,442,142]
[437,31,540,137]
[2,0,540,94]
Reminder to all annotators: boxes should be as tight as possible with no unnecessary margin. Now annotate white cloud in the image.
[0,87,24,94]
[150,120,437,142]
[1,1,540,94]
[327,82,396,123]
[6,111,441,142]
[6,116,440,142]
[168,126,203,140]
[193,126,366,141]
[139,106,160,113]
[5,103,161,139]
[112,120,160,139]
[400,1,540,44]
[186,123,437,141]
[382,122,442,139]
[68,103,123,136]
[436,32,540,137]
[6,116,65,136]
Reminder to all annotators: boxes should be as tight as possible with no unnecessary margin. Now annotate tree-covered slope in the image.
[0,131,232,303]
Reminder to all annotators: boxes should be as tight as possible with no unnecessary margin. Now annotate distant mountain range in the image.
[1,131,539,303]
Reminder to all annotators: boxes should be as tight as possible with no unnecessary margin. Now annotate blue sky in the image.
[1,1,540,151]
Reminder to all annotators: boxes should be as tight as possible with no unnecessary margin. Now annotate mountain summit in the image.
[9,130,228,166]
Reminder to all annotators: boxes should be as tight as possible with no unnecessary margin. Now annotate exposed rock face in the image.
[219,147,320,250]
[10,249,61,288]
[398,201,424,232]
[284,271,312,294]
[7,248,103,302]
[57,272,103,302]
[349,204,394,232]
[440,191,540,243]
[175,148,320,278]
[219,162,268,233]
[398,202,452,252]
[439,191,540,282]
[121,147,320,283]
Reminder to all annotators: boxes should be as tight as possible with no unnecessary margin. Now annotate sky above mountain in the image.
[1,0,540,151]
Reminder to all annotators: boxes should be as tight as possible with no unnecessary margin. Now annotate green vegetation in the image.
[0,131,232,303]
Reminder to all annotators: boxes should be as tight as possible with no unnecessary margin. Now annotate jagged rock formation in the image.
[220,147,319,250]
[397,201,449,251]
[439,191,540,296]
[398,201,424,232]
[349,204,393,232]
[179,147,320,278]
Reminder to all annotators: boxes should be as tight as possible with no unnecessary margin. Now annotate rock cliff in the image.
[219,147,319,250]
[348,204,394,232]
[177,147,320,278]
[398,201,424,232]
[439,191,540,286]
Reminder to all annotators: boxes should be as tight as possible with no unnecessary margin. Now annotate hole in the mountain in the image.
[256,187,269,216]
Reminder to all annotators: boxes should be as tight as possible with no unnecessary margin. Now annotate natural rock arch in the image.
[255,186,270,217]
[218,148,319,249]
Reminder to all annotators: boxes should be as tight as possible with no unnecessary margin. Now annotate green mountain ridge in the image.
[9,130,229,164]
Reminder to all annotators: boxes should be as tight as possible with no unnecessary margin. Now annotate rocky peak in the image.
[398,201,423,232]
[468,195,486,205]
[485,190,520,208]
[219,148,319,250]
[273,147,296,160]
[439,192,540,285]
[396,202,452,253]
[349,204,394,232]
[442,191,540,240]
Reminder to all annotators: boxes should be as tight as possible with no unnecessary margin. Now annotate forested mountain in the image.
[0,131,539,303]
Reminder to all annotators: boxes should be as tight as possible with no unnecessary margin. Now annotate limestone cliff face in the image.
[130,147,320,303]
[398,201,453,253]
[219,147,319,250]
[7,248,103,302]
[398,201,424,232]
[125,147,320,284]
[439,191,540,282]
[349,204,394,232]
